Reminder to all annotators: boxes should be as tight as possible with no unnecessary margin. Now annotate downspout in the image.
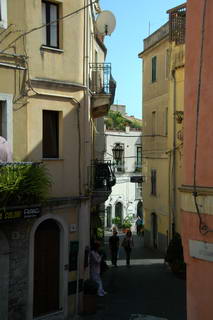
[171,68,177,238]
[75,0,90,316]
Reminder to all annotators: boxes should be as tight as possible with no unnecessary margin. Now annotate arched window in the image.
[115,202,123,224]
[106,206,112,228]
[137,200,143,220]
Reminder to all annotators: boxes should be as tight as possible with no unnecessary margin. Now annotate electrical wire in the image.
[192,0,210,235]
[1,0,98,53]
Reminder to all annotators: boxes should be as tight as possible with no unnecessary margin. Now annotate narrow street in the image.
[81,233,186,320]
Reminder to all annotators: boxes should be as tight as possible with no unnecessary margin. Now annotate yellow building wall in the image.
[141,36,170,252]
[168,43,185,235]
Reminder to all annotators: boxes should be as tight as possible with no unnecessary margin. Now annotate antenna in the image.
[96,10,116,36]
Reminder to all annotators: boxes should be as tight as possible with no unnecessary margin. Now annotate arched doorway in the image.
[151,213,158,248]
[137,201,143,220]
[115,202,123,224]
[0,232,9,319]
[106,206,112,228]
[33,219,60,317]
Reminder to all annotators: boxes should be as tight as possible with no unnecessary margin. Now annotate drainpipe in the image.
[171,68,177,238]
[75,0,90,316]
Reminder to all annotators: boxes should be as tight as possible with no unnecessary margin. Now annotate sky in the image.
[100,0,184,119]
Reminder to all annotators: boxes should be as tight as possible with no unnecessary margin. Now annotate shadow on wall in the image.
[15,94,87,198]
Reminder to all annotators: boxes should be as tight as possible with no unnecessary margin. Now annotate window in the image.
[151,56,157,82]
[43,110,59,158]
[0,94,13,146]
[165,49,170,80]
[136,146,142,171]
[42,1,59,48]
[0,0,7,29]
[151,169,157,196]
[152,111,156,135]
[135,183,142,200]
[164,108,168,136]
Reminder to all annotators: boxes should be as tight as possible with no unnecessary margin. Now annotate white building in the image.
[104,106,143,229]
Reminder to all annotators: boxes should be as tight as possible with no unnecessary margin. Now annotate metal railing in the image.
[168,4,186,45]
[89,63,116,103]
[89,160,116,192]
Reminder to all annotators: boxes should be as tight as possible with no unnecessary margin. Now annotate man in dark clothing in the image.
[109,229,119,266]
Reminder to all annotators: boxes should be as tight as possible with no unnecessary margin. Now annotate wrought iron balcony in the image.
[167,3,186,45]
[89,63,116,118]
[90,160,116,192]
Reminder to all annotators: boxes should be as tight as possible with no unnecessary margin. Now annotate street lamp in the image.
[112,143,123,161]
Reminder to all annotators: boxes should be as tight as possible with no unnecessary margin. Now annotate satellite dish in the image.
[96,10,116,36]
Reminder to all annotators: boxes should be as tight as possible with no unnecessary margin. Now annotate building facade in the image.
[0,1,115,319]
[139,23,170,251]
[104,105,143,229]
[139,4,186,253]
[181,0,213,319]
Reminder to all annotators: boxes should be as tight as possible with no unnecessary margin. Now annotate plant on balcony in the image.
[122,215,133,232]
[112,216,122,228]
[105,111,142,131]
[0,163,52,208]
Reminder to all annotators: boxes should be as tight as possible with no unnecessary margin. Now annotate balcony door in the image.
[33,219,60,317]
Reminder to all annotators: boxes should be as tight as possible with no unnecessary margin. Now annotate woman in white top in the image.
[90,242,107,296]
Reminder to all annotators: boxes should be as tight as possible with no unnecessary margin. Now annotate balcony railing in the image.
[0,162,51,209]
[89,63,116,104]
[89,160,116,192]
[168,4,186,45]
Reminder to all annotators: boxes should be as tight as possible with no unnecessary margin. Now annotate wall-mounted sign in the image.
[0,206,41,222]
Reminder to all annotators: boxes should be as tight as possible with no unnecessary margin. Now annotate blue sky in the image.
[100,0,184,119]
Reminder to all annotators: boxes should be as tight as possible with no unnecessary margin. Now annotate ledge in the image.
[40,45,64,54]
[180,185,213,196]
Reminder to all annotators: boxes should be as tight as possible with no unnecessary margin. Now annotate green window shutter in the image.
[152,56,157,82]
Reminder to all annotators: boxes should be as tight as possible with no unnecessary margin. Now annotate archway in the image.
[137,201,143,220]
[151,213,158,248]
[33,219,60,317]
[0,232,9,319]
[115,202,123,224]
[106,205,112,228]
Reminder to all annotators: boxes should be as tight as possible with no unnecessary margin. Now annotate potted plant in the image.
[122,217,132,233]
[83,279,98,314]
[112,216,122,229]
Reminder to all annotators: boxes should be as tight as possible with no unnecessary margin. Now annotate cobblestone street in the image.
[80,233,186,320]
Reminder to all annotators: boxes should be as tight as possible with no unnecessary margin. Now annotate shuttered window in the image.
[151,169,157,196]
[151,56,157,83]
[43,110,59,158]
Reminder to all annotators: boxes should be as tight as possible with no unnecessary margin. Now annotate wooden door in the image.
[33,219,60,317]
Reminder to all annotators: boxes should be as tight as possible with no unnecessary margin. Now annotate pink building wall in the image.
[182,1,213,319]
[184,0,213,186]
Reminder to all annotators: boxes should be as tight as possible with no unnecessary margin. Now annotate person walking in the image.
[109,229,119,267]
[121,229,134,267]
[90,242,107,296]
[135,216,143,236]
